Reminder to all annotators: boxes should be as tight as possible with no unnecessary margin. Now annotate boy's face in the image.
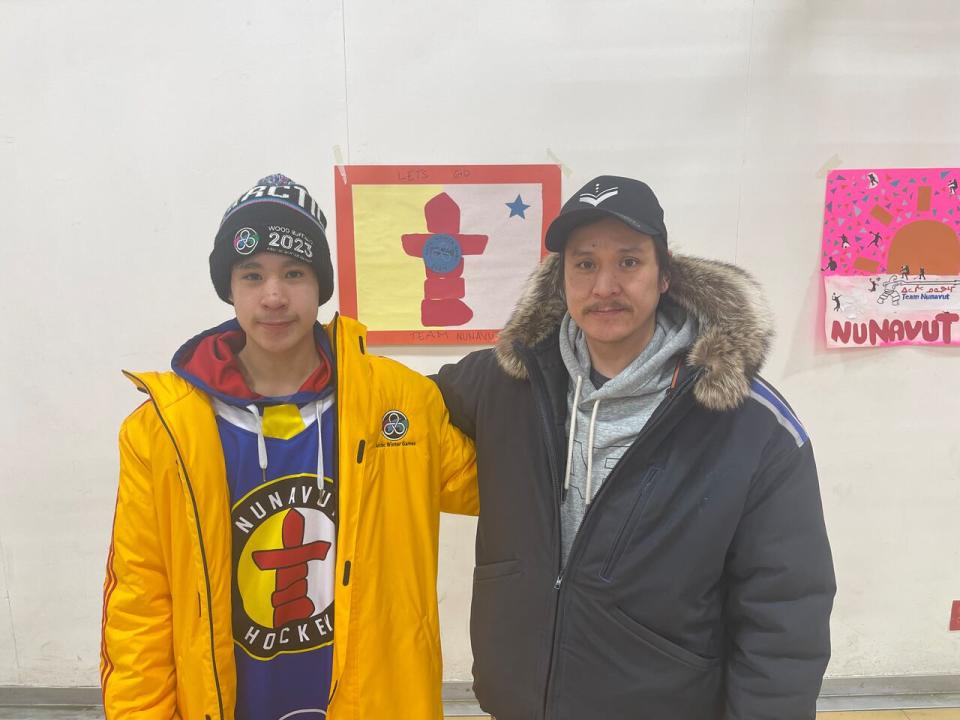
[229,252,320,359]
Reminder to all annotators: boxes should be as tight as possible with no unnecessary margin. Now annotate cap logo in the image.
[579,183,619,207]
[233,227,259,255]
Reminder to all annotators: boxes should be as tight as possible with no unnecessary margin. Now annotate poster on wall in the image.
[335,164,561,344]
[821,168,960,348]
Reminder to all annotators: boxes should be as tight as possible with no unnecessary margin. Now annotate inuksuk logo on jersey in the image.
[231,473,336,659]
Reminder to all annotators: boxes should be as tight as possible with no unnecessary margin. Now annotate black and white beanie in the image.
[209,173,334,305]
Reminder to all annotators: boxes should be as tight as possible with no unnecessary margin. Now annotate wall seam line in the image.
[0,531,22,684]
[734,0,757,266]
[340,0,351,163]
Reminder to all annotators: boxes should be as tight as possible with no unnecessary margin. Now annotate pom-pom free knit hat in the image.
[209,173,334,305]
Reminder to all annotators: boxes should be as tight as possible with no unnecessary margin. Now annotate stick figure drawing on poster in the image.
[869,231,882,248]
[878,276,902,306]
[832,293,841,311]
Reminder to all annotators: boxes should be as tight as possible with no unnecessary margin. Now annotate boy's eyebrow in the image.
[234,258,307,270]
[234,260,263,269]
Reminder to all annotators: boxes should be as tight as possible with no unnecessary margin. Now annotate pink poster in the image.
[821,168,960,348]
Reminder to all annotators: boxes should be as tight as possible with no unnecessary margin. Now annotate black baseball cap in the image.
[545,175,668,252]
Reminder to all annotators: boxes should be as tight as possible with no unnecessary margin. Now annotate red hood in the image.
[175,324,332,403]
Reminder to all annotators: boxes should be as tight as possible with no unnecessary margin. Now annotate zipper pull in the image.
[554,573,563,589]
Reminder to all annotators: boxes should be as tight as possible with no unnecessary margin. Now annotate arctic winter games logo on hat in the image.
[234,227,259,255]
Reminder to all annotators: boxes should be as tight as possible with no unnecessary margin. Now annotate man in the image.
[101,174,477,720]
[435,175,835,719]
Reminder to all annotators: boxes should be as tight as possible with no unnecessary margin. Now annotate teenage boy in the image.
[101,174,477,720]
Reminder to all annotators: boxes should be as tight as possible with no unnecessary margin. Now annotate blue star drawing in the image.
[505,194,531,219]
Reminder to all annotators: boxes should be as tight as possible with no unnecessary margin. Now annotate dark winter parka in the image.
[434,253,836,720]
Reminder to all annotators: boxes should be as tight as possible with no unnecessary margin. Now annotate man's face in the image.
[229,252,320,358]
[563,217,668,361]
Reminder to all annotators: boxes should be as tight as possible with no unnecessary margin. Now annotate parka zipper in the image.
[327,316,344,710]
[329,314,341,498]
[124,372,225,720]
[539,370,699,718]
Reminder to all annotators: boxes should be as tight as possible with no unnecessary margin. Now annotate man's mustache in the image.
[584,303,629,313]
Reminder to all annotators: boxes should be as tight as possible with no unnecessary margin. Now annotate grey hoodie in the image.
[557,301,698,564]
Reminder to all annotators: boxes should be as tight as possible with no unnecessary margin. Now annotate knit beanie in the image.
[209,173,334,305]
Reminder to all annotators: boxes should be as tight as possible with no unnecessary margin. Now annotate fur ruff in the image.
[494,253,774,412]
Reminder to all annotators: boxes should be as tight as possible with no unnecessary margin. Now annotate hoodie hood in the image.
[172,318,333,407]
[558,301,698,404]
[494,253,774,412]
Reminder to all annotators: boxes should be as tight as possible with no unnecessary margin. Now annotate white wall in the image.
[1,0,958,686]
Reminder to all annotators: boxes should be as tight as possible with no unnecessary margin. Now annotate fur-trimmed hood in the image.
[494,253,774,412]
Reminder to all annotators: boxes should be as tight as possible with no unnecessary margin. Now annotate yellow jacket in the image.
[101,316,478,719]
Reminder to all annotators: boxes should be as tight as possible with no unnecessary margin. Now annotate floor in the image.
[814,715,960,720]
[431,716,960,720]
[456,715,960,720]
[3,711,960,720]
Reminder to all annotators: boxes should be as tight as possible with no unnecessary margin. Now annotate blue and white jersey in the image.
[215,392,337,720]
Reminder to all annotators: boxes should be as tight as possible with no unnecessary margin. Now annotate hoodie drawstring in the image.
[247,401,326,490]
[315,403,325,490]
[247,401,325,489]
[584,399,601,507]
[563,376,602,506]
[562,375,584,502]
[247,404,268,472]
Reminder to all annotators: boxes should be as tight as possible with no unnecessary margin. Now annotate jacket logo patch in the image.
[232,474,336,660]
[381,410,409,441]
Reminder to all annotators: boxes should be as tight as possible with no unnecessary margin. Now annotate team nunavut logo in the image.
[232,474,336,660]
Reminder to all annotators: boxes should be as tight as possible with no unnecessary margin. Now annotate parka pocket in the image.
[470,557,537,715]
[599,466,660,581]
[610,605,718,670]
[473,558,521,583]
